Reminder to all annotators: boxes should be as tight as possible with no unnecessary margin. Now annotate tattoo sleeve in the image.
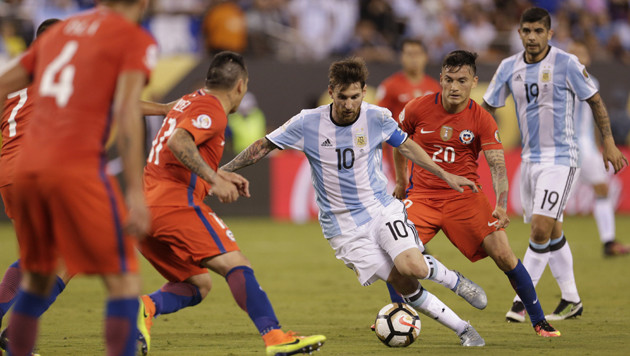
[484,149,508,210]
[221,138,277,172]
[587,93,613,138]
[168,128,217,184]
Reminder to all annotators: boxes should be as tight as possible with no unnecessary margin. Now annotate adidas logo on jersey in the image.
[515,74,523,81]
[321,139,332,147]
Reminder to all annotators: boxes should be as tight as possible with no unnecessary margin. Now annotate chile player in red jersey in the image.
[137,51,325,356]
[391,50,560,338]
[0,1,156,355]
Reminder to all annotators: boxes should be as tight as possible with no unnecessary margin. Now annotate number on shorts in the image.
[540,189,559,211]
[6,89,27,137]
[147,118,177,165]
[39,41,78,107]
[386,220,409,241]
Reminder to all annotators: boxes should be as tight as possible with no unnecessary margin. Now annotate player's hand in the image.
[124,191,151,238]
[443,172,479,193]
[392,182,406,200]
[602,139,628,174]
[208,175,240,203]
[217,169,250,198]
[492,207,510,229]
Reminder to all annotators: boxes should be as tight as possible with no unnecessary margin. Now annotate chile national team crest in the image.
[459,129,475,144]
[440,126,453,141]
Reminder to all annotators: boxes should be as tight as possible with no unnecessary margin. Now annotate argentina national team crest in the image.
[355,130,367,148]
[459,129,475,144]
[440,126,453,141]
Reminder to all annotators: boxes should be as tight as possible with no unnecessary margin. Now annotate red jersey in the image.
[376,72,441,120]
[16,8,156,174]
[399,93,503,198]
[0,87,32,187]
[144,90,227,207]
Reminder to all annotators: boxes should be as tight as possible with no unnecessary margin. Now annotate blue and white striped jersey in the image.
[266,102,408,238]
[575,76,600,154]
[483,46,598,167]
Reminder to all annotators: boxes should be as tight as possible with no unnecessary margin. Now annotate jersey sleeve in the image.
[121,29,157,78]
[18,39,40,76]
[266,112,305,151]
[380,109,407,147]
[177,101,226,145]
[566,55,598,101]
[483,60,511,108]
[478,110,503,151]
[397,101,416,136]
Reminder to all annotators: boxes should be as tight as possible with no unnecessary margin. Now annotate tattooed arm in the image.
[221,137,278,172]
[586,92,628,174]
[167,128,241,203]
[483,149,510,229]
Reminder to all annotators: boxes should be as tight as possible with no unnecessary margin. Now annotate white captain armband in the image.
[386,128,408,148]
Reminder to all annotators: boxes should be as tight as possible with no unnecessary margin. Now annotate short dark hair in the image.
[520,7,551,30]
[328,57,369,90]
[442,50,478,75]
[205,51,248,90]
[400,38,426,52]
[36,18,60,38]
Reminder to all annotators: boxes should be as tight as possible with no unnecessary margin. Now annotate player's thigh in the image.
[403,196,441,245]
[530,165,580,222]
[328,223,392,287]
[12,176,57,274]
[579,149,607,185]
[441,193,497,262]
[144,205,240,280]
[50,174,138,275]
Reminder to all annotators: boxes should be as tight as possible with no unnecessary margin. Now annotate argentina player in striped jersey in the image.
[223,57,489,346]
[482,7,628,322]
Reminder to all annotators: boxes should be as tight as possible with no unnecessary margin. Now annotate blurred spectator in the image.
[147,0,204,55]
[360,0,398,46]
[0,18,26,59]
[286,0,336,61]
[227,92,266,154]
[345,19,395,63]
[459,5,497,59]
[245,0,292,57]
[203,0,247,54]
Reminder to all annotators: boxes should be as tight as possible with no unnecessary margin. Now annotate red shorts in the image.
[404,191,501,262]
[13,171,138,275]
[0,184,16,219]
[140,204,240,282]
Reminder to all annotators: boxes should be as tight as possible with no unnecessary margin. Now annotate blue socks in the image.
[505,259,545,326]
[225,266,280,335]
[149,282,202,316]
[105,298,139,356]
[386,282,404,303]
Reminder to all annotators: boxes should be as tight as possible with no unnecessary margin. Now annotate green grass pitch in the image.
[1,216,629,355]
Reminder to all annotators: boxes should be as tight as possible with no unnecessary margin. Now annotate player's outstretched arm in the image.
[392,147,408,199]
[141,100,177,116]
[484,149,510,229]
[113,71,151,237]
[586,93,629,173]
[397,138,478,193]
[167,128,240,203]
[220,137,277,173]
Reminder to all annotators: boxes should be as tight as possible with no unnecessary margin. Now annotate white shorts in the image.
[520,162,581,223]
[579,148,608,185]
[328,199,424,286]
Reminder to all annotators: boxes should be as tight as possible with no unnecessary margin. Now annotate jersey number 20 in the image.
[39,41,78,107]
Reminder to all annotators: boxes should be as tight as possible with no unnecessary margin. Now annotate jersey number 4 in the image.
[39,41,78,107]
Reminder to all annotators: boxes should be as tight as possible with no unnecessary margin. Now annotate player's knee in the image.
[397,259,429,280]
[187,275,212,299]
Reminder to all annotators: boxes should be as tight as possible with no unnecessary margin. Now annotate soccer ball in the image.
[374,303,421,347]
